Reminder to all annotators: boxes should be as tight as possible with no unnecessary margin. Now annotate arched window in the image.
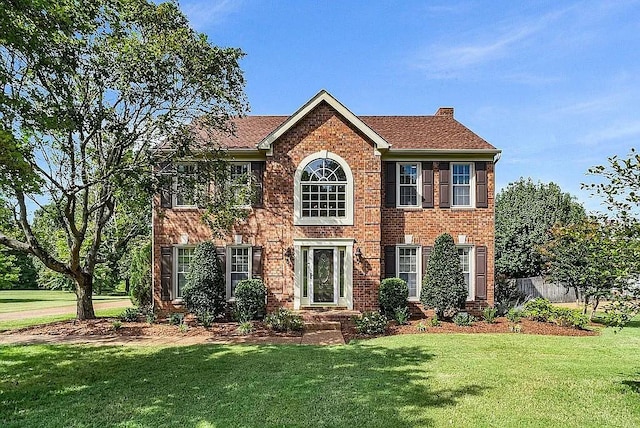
[294,151,353,225]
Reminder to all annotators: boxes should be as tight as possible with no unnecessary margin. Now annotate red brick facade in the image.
[153,92,499,315]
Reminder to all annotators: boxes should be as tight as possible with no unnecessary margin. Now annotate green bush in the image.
[129,239,152,308]
[169,312,184,326]
[354,311,388,335]
[119,307,140,322]
[265,308,303,332]
[182,241,226,319]
[421,233,468,319]
[524,298,555,322]
[234,279,267,322]
[394,307,410,325]
[237,321,254,335]
[197,311,215,327]
[111,320,122,331]
[429,314,441,327]
[379,278,409,318]
[506,308,524,324]
[482,306,498,324]
[453,312,476,326]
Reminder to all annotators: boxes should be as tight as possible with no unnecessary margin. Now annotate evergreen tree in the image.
[182,242,226,318]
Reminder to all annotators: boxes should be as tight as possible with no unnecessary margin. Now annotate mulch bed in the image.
[341,317,600,343]
[7,318,302,338]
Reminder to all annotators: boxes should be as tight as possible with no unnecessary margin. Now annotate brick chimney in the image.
[435,107,454,117]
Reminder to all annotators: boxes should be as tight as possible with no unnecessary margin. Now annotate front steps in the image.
[295,309,360,345]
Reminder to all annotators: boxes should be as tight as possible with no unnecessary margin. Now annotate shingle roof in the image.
[198,111,496,151]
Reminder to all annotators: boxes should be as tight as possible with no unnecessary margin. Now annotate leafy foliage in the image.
[119,307,141,322]
[182,242,226,319]
[421,233,468,319]
[354,312,388,335]
[237,321,254,335]
[452,312,476,327]
[393,307,410,325]
[128,238,152,308]
[264,309,303,332]
[523,298,589,329]
[169,313,184,326]
[602,289,640,332]
[482,306,498,324]
[233,279,267,322]
[378,277,409,319]
[506,308,524,324]
[541,219,639,317]
[496,179,585,278]
[0,0,247,319]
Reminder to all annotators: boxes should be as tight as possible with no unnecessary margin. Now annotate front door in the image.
[311,248,337,304]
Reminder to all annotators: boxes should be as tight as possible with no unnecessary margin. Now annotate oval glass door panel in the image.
[313,249,335,303]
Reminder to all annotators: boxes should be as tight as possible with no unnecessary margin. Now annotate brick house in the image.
[152,90,500,315]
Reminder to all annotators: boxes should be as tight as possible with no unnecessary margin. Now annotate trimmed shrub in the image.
[119,307,141,322]
[379,278,409,319]
[234,279,267,322]
[421,233,468,319]
[265,308,303,332]
[354,311,388,335]
[453,312,476,326]
[129,239,152,308]
[197,311,215,327]
[524,298,555,322]
[182,241,226,319]
[482,306,498,324]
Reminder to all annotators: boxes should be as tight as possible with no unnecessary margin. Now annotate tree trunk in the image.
[76,274,96,320]
[125,277,130,295]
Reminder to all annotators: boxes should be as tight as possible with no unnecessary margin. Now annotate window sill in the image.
[171,299,184,306]
[396,206,423,211]
[408,297,420,302]
[450,206,475,211]
[172,206,199,211]
[294,217,354,226]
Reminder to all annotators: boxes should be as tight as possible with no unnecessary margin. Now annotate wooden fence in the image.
[515,277,579,303]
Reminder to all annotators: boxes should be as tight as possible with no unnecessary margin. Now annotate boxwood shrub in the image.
[234,279,267,321]
[379,277,409,319]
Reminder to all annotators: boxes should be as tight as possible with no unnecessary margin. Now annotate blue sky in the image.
[178,0,640,213]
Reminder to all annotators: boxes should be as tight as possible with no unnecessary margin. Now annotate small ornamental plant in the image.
[482,306,498,324]
[354,312,388,335]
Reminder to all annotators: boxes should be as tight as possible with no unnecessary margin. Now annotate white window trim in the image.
[173,163,199,209]
[457,245,475,301]
[294,151,354,226]
[396,245,422,301]
[229,161,253,209]
[173,245,195,302]
[226,245,252,301]
[451,162,475,208]
[396,162,422,208]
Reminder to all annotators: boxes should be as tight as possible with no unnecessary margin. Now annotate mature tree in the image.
[496,178,585,278]
[541,218,639,318]
[0,0,247,319]
[421,233,468,319]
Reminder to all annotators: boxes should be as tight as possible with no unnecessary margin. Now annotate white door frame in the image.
[293,238,354,309]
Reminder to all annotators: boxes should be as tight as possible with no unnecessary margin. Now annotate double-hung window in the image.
[457,246,473,300]
[229,247,250,298]
[397,246,420,299]
[452,163,472,207]
[230,162,252,207]
[397,163,420,207]
[175,164,197,207]
[175,247,195,298]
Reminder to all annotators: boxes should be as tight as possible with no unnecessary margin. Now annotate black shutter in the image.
[422,245,433,278]
[475,246,487,300]
[422,162,434,208]
[475,161,488,208]
[385,162,396,207]
[159,162,173,208]
[384,245,396,278]
[439,161,450,208]
[251,162,265,208]
[160,247,172,301]
[252,246,263,279]
[215,246,226,274]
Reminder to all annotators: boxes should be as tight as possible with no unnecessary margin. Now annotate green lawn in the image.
[0,307,126,331]
[1,322,638,427]
[0,290,129,313]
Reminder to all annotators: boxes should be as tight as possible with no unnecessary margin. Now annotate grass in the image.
[0,307,126,331]
[1,320,639,427]
[0,290,129,314]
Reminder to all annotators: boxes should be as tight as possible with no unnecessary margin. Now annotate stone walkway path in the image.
[0,329,345,347]
[0,300,132,321]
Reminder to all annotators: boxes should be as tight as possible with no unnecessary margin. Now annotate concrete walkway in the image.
[0,300,132,321]
[0,329,345,347]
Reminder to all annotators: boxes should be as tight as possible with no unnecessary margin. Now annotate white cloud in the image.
[581,120,640,146]
[179,0,242,31]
